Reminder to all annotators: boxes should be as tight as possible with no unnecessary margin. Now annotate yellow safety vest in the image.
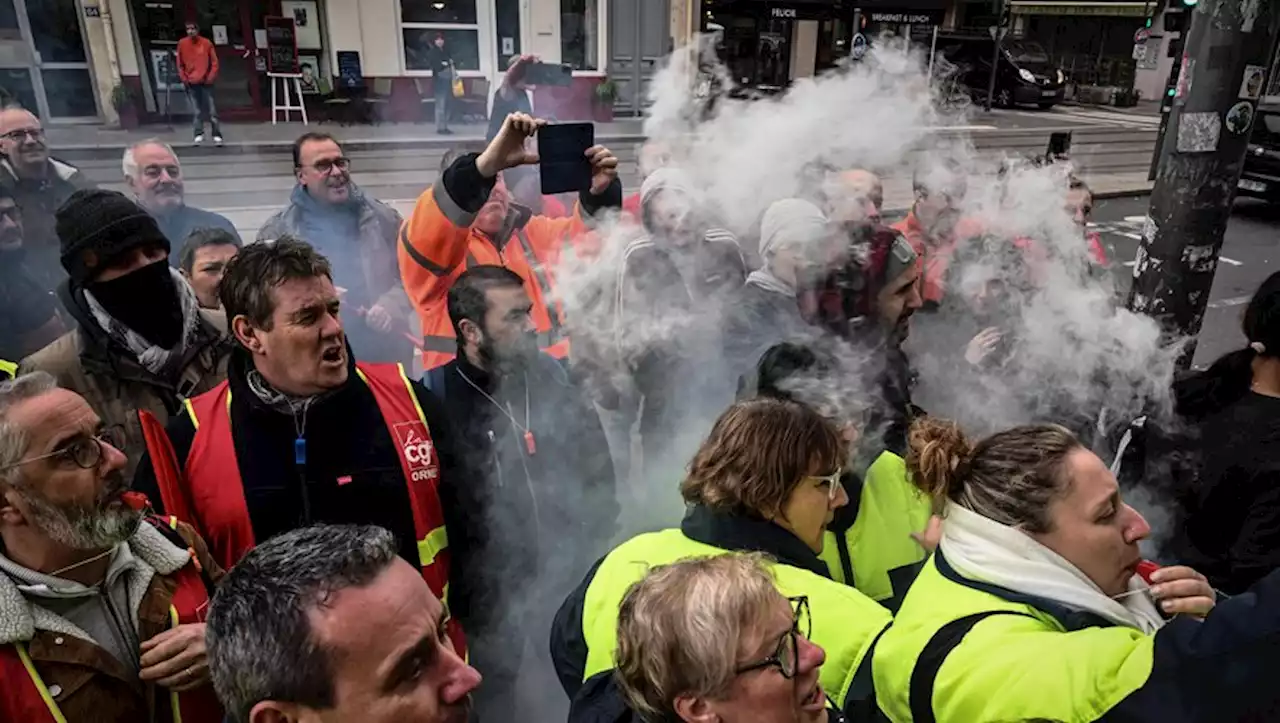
[580,528,892,708]
[820,451,933,603]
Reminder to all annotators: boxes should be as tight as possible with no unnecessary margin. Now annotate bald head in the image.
[824,168,884,226]
[0,108,46,175]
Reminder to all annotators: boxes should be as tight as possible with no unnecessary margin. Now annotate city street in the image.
[1092,195,1280,366]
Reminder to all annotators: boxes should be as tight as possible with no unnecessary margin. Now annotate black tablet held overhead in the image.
[539,122,594,195]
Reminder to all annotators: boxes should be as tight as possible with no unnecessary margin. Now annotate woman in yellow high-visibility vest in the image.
[874,417,1280,722]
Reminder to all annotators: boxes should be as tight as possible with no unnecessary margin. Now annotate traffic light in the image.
[1182,0,1197,6]
[1145,15,1153,27]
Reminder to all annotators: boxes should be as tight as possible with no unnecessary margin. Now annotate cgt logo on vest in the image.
[394,421,440,482]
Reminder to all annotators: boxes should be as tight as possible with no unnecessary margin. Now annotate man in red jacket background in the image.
[176,21,223,146]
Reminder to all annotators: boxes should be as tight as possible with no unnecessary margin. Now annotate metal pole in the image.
[1127,0,1280,366]
[985,0,1005,111]
[928,25,939,78]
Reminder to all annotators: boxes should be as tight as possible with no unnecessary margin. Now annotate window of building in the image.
[561,0,599,71]
[401,0,481,72]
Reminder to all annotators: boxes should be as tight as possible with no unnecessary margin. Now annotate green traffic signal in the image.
[1182,0,1197,6]
[1145,16,1153,27]
[1167,87,1176,97]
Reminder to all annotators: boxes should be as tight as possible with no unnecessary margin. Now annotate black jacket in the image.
[132,347,468,574]
[424,351,618,634]
[723,279,815,384]
[1170,392,1280,594]
[0,156,92,291]
[551,505,882,723]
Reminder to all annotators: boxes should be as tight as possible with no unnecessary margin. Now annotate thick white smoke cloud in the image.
[514,33,1183,718]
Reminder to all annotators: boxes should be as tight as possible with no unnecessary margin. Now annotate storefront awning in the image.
[1010,1,1149,17]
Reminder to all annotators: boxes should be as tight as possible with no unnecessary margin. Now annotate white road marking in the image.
[1209,295,1252,309]
[1123,215,1148,223]
[1118,232,1143,240]
[1220,256,1243,266]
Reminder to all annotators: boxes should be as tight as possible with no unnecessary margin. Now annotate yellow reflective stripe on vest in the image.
[418,525,449,568]
[167,605,184,723]
[0,359,17,379]
[183,397,200,430]
[15,643,69,723]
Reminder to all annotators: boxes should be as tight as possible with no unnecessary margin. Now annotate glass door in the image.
[0,0,38,112]
[21,0,98,120]
[192,0,263,117]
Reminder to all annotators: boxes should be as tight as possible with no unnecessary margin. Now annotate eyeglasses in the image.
[806,468,843,502]
[142,164,181,180]
[2,128,43,142]
[735,596,811,679]
[0,426,125,472]
[304,157,351,175]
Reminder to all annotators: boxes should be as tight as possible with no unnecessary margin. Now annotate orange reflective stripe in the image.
[14,644,67,723]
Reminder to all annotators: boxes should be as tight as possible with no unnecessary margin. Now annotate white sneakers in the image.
[194,134,204,144]
[214,135,224,146]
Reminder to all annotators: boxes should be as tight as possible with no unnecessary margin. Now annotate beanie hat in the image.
[58,189,171,286]
[758,198,828,259]
[640,167,697,212]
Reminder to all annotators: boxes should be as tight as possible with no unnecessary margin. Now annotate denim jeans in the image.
[187,83,221,136]
[434,74,451,131]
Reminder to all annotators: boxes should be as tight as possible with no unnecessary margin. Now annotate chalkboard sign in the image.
[264,16,299,74]
[336,50,364,90]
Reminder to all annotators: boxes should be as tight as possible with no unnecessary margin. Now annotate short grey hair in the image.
[122,138,180,180]
[614,554,782,721]
[206,524,401,723]
[0,371,57,484]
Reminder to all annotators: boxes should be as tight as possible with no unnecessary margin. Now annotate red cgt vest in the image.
[0,517,222,723]
[139,362,463,655]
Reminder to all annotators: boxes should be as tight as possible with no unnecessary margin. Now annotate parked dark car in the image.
[936,34,1066,109]
[1238,104,1280,202]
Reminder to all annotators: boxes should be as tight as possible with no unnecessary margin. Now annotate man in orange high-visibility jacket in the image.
[892,162,984,310]
[398,112,622,370]
[132,238,470,654]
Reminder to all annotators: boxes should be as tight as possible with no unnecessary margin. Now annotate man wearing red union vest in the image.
[131,237,469,653]
[0,371,223,723]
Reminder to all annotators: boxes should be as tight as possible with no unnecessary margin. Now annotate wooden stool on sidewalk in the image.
[268,73,309,125]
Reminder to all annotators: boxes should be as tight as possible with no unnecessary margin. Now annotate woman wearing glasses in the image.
[552,397,891,722]
[615,555,847,723]
[874,417,1280,722]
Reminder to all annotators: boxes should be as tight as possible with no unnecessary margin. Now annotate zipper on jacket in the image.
[100,579,142,672]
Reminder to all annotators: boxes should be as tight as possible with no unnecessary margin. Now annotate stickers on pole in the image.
[851,34,868,60]
[1239,65,1266,100]
[1225,101,1255,135]
[1177,112,1220,152]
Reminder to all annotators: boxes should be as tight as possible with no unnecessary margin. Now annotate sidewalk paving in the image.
[44,119,649,150]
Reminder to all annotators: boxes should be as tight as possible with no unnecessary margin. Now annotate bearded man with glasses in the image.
[258,132,412,367]
[0,107,92,290]
[0,371,224,723]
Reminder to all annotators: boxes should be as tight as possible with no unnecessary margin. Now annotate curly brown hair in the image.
[681,397,845,518]
[906,416,1080,533]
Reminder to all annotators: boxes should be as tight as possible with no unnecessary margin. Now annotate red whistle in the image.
[121,491,150,512]
[1135,560,1162,584]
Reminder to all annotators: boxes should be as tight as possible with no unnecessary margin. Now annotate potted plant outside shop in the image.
[111,84,140,129]
[593,77,617,122]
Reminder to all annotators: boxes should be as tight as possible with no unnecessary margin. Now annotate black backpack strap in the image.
[842,623,890,723]
[908,610,1034,723]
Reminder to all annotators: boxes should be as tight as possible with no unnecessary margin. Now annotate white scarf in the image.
[84,267,202,376]
[940,504,1166,634]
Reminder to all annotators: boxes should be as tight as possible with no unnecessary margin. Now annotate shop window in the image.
[402,0,478,24]
[401,0,481,72]
[42,68,95,117]
[403,27,481,71]
[561,0,599,71]
[25,0,86,63]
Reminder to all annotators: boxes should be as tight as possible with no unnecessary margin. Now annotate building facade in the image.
[0,0,680,125]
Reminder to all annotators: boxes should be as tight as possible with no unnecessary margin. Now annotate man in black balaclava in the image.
[19,189,230,479]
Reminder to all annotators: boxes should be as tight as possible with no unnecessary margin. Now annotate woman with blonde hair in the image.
[552,397,891,722]
[614,554,849,723]
[873,418,1280,722]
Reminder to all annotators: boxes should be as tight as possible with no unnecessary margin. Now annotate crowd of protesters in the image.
[4,60,1280,723]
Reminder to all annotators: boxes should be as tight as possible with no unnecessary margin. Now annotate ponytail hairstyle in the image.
[1175,270,1280,420]
[907,417,1083,533]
